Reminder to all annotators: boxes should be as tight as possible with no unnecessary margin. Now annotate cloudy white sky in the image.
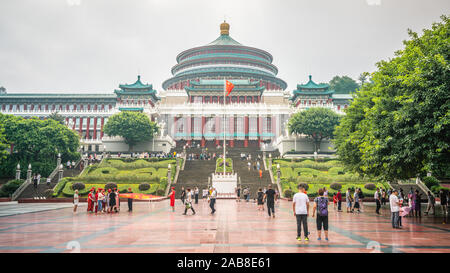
[0,0,448,93]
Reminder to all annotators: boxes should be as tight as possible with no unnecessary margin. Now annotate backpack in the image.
[317,197,328,216]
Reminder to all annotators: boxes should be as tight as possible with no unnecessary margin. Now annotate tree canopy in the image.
[0,113,80,177]
[334,15,450,180]
[103,111,158,151]
[48,111,65,125]
[329,75,359,94]
[288,107,341,153]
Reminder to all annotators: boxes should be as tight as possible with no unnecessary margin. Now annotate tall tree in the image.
[0,113,80,176]
[288,108,341,153]
[48,111,65,125]
[358,72,371,87]
[329,75,359,94]
[334,15,450,180]
[103,111,158,151]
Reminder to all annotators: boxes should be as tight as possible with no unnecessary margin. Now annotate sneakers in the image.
[325,238,329,241]
[304,237,309,242]
[296,236,302,241]
[317,237,321,241]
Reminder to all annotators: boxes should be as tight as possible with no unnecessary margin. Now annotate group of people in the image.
[168,186,218,215]
[73,187,127,214]
[292,185,331,241]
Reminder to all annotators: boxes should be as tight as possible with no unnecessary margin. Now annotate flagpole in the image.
[223,79,226,176]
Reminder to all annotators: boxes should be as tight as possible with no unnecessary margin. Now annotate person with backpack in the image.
[312,188,329,241]
[180,187,186,205]
[182,188,196,215]
[264,184,276,217]
[353,189,360,213]
[374,188,381,215]
[243,188,249,202]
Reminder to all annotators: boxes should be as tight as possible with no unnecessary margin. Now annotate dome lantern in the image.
[220,20,230,35]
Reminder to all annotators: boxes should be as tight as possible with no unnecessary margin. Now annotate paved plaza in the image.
[0,199,448,253]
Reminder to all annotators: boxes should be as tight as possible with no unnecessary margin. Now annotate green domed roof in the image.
[207,34,242,46]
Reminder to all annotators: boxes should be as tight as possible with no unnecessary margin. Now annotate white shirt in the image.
[389,194,400,212]
[374,191,379,199]
[293,192,309,215]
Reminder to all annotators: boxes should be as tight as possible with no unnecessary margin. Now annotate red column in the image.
[229,116,234,147]
[100,118,104,138]
[201,116,206,147]
[86,117,90,140]
[187,116,191,145]
[244,116,249,147]
[93,117,97,140]
[72,117,76,130]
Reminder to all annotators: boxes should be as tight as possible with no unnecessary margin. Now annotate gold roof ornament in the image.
[220,20,230,35]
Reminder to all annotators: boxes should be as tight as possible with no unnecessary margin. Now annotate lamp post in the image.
[27,164,32,183]
[57,153,61,168]
[58,164,64,182]
[168,164,172,185]
[16,164,21,180]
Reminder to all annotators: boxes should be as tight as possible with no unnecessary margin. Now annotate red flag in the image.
[225,80,234,96]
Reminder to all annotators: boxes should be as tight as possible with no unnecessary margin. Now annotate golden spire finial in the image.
[220,20,230,35]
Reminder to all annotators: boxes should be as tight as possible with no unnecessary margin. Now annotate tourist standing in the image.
[375,188,381,215]
[127,188,133,212]
[389,189,401,229]
[257,188,264,211]
[332,194,337,210]
[210,187,217,214]
[414,190,421,217]
[194,187,199,204]
[202,188,208,202]
[337,190,342,212]
[94,188,99,214]
[102,189,106,212]
[169,187,176,212]
[114,188,120,212]
[259,169,263,179]
[425,191,435,215]
[180,187,186,205]
[73,190,79,213]
[236,186,241,202]
[247,161,251,171]
[97,189,104,213]
[87,188,94,212]
[105,189,111,213]
[293,184,309,241]
[183,189,196,215]
[346,188,352,213]
[109,188,116,213]
[265,184,276,217]
[33,174,37,189]
[358,188,364,212]
[312,188,329,241]
[353,189,360,213]
[381,189,387,206]
[243,187,249,202]
[439,189,447,215]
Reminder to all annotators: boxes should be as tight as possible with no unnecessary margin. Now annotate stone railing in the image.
[11,179,30,201]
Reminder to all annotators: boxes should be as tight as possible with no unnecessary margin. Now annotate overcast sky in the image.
[0,0,448,94]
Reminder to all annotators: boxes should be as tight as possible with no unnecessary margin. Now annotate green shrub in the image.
[105,182,118,191]
[0,179,24,197]
[139,183,150,191]
[71,182,85,191]
[422,176,440,189]
[284,189,294,198]
[364,183,376,190]
[330,182,342,190]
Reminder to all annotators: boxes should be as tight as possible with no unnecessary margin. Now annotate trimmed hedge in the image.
[139,183,150,191]
[330,182,342,190]
[71,182,85,191]
[0,179,25,197]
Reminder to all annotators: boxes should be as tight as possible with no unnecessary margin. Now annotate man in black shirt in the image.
[264,184,277,218]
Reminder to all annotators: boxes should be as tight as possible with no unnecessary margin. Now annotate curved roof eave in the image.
[176,44,273,64]
[162,72,287,90]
